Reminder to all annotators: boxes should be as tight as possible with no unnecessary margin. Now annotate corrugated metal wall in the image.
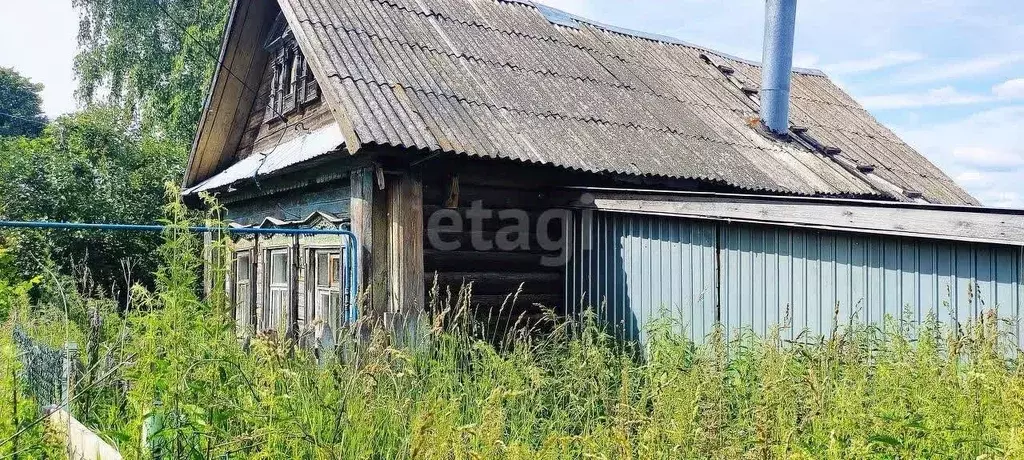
[567,211,1023,346]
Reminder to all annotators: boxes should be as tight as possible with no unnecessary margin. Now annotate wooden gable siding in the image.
[232,50,337,163]
[225,179,352,226]
[185,0,275,187]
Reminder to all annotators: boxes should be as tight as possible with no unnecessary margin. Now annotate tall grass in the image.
[0,244,61,458]
[3,190,1024,458]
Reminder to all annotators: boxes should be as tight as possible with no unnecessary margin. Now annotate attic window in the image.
[264,12,319,122]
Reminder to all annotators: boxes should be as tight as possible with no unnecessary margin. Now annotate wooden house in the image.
[184,0,1024,343]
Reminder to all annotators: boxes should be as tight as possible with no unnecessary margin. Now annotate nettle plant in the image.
[8,185,1024,459]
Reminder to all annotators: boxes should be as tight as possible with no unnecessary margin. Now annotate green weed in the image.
[3,188,1024,459]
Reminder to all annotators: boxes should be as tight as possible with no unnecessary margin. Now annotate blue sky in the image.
[2,0,1022,207]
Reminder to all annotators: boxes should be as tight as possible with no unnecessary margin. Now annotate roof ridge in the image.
[361,0,726,79]
[528,1,828,77]
[301,11,766,128]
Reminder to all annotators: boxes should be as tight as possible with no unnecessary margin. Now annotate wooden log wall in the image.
[421,167,569,326]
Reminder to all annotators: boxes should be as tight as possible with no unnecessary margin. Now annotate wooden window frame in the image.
[306,247,343,333]
[233,250,254,331]
[265,30,320,123]
[263,248,291,333]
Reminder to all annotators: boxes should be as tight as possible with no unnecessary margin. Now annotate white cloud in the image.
[975,191,1024,209]
[857,79,1024,110]
[793,52,820,69]
[952,147,1024,171]
[822,51,925,75]
[955,170,988,188]
[860,86,992,110]
[897,106,1024,208]
[993,78,1024,99]
[895,54,1024,85]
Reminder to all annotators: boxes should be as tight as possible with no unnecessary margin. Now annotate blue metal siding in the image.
[569,211,1023,346]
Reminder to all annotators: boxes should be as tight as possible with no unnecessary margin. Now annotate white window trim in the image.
[233,250,254,332]
[308,248,343,332]
[263,248,291,333]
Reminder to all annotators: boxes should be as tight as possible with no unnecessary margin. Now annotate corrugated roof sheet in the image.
[187,123,344,194]
[281,0,977,204]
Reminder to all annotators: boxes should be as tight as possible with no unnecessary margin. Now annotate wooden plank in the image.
[188,0,273,185]
[422,205,567,234]
[422,182,559,209]
[429,272,562,295]
[277,0,362,154]
[424,250,557,273]
[215,4,275,173]
[246,101,335,160]
[184,0,244,187]
[423,230,559,255]
[461,294,563,309]
[350,166,376,311]
[250,237,259,329]
[45,407,123,460]
[585,193,1024,246]
[387,173,426,315]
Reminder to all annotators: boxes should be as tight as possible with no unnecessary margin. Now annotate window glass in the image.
[329,255,340,287]
[263,250,290,333]
[311,250,342,329]
[281,50,294,96]
[270,251,288,285]
[234,252,252,332]
[236,253,250,279]
[316,253,329,288]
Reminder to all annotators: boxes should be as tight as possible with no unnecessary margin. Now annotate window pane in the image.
[236,254,250,278]
[329,255,340,287]
[282,50,294,95]
[236,284,250,330]
[270,252,288,285]
[270,289,288,330]
[316,253,329,287]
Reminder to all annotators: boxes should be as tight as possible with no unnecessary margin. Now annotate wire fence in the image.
[12,325,79,410]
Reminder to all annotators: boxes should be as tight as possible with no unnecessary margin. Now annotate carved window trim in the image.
[264,13,320,123]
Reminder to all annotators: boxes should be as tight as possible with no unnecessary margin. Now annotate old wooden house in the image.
[184,0,1024,344]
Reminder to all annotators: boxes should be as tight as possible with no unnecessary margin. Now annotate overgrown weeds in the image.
[3,188,1024,458]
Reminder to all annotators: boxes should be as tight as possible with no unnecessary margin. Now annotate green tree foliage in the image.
[0,106,185,293]
[0,67,47,138]
[73,0,230,144]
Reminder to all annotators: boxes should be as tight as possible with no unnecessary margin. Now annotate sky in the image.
[1,0,1022,207]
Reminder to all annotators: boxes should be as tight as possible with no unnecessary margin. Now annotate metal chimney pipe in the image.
[760,0,798,135]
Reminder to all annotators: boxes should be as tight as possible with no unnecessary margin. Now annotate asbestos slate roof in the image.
[281,0,977,205]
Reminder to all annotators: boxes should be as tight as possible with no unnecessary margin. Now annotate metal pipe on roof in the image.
[760,0,798,134]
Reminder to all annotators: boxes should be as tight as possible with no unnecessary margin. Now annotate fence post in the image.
[203,231,214,298]
[11,368,18,460]
[62,342,78,411]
